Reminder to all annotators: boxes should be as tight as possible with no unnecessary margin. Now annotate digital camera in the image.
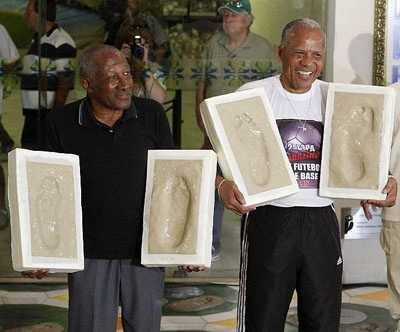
[131,35,144,59]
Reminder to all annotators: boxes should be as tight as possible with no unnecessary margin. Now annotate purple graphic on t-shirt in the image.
[277,119,323,189]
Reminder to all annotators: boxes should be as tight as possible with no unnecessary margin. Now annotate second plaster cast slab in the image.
[8,148,83,272]
[141,150,217,268]
[320,83,396,200]
[200,87,298,207]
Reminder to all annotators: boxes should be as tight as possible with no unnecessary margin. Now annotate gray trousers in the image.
[68,258,165,332]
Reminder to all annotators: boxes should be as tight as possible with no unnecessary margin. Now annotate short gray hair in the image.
[280,18,325,49]
[79,44,120,79]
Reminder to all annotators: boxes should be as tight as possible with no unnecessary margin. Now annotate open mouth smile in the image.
[296,70,313,76]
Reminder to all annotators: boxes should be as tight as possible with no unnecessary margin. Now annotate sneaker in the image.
[211,253,220,262]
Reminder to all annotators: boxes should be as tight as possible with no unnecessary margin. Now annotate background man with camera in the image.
[114,17,167,104]
[100,0,170,65]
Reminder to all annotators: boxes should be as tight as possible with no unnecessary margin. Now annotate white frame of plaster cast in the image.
[200,87,298,207]
[8,148,84,272]
[141,150,217,268]
[320,83,396,200]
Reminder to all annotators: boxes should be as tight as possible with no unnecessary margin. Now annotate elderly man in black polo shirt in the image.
[23,44,174,332]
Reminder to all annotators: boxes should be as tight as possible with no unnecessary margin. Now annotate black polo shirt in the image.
[41,96,175,262]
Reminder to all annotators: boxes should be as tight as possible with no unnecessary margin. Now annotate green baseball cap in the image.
[218,0,252,14]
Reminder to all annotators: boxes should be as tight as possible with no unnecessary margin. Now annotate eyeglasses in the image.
[223,1,244,8]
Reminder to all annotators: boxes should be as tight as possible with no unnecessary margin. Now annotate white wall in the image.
[326,0,375,84]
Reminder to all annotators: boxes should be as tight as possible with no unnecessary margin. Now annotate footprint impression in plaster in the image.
[149,175,193,254]
[36,176,62,250]
[333,105,375,186]
[233,112,270,186]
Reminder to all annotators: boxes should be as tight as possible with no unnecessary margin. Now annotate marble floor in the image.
[0,279,398,331]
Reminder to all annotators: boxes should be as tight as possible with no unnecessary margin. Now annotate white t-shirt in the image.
[237,75,333,207]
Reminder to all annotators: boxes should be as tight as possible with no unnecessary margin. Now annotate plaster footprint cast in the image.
[36,176,62,250]
[233,112,270,186]
[338,106,373,182]
[330,92,382,189]
[149,174,194,254]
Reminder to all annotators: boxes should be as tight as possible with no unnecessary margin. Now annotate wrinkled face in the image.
[221,9,251,37]
[81,50,133,111]
[278,26,325,94]
[25,0,38,31]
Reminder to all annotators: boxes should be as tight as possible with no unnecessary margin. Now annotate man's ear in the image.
[80,77,93,93]
[277,45,283,62]
[245,13,252,27]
